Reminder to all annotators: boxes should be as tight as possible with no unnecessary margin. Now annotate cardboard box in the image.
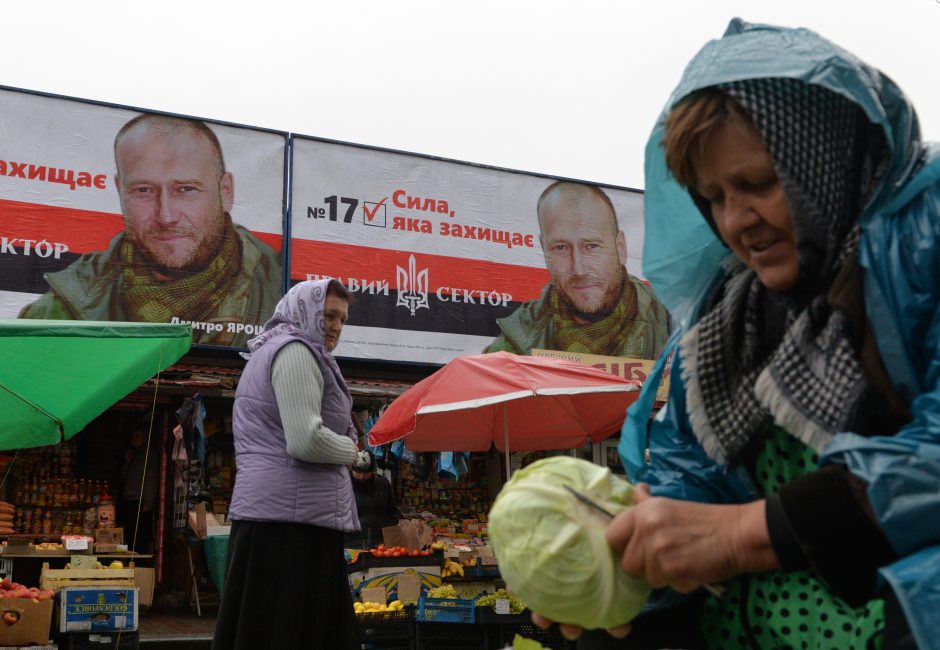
[134,568,154,607]
[205,523,231,537]
[57,587,138,632]
[94,544,128,554]
[381,519,432,550]
[0,597,54,646]
[188,504,226,540]
[188,503,207,540]
[94,529,123,545]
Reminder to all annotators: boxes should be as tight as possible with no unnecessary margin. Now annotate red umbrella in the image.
[369,351,640,475]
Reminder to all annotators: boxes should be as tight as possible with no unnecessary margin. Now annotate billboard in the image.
[290,137,666,365]
[0,87,286,348]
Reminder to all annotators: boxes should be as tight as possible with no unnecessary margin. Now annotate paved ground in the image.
[138,611,215,648]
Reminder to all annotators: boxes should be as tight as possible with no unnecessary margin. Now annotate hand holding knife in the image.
[564,485,725,599]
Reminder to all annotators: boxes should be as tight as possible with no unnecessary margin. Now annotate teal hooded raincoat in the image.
[620,19,940,648]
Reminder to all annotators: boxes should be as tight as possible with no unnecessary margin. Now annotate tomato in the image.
[408,550,420,557]
[391,550,404,557]
[377,544,385,551]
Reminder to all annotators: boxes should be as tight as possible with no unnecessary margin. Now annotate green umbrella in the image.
[0,319,192,450]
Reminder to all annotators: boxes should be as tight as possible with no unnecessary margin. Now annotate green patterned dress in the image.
[700,428,884,650]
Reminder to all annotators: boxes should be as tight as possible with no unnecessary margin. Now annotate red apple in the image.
[0,578,10,590]
[1,611,18,625]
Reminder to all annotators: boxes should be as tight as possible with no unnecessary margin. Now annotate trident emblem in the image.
[396,254,429,316]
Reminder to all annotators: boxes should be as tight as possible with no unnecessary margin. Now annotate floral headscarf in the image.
[241,279,335,359]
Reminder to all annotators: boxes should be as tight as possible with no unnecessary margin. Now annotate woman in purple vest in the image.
[212,279,362,650]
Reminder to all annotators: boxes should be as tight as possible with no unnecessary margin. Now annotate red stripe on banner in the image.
[0,198,124,251]
[290,238,551,302]
[0,198,283,253]
[252,231,284,252]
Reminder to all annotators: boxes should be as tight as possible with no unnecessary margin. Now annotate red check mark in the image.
[362,197,388,222]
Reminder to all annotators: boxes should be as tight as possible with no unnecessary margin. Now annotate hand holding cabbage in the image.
[488,456,651,630]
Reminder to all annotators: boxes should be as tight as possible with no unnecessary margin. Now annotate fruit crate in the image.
[489,622,576,649]
[463,558,500,579]
[348,549,442,572]
[40,562,135,592]
[356,606,415,648]
[415,621,485,650]
[416,596,475,624]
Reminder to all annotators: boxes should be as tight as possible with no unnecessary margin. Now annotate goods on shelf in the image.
[441,559,464,578]
[206,448,236,518]
[393,457,488,517]
[0,501,14,537]
[14,477,110,510]
[6,442,117,538]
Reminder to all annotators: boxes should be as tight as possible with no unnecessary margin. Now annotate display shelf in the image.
[0,552,153,559]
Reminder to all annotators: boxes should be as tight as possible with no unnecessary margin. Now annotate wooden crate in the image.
[40,562,136,592]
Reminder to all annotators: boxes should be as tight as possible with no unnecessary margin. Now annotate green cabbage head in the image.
[488,456,650,630]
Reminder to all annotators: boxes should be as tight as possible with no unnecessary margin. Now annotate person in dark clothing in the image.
[119,427,159,553]
[346,451,401,549]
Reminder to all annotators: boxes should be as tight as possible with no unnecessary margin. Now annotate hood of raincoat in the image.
[643,17,923,328]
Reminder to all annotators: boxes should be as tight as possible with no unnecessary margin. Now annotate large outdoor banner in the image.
[0,87,286,348]
[291,137,664,365]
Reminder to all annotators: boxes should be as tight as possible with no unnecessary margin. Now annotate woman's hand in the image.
[605,484,779,593]
[530,611,631,641]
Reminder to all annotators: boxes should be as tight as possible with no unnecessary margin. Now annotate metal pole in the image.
[503,404,511,480]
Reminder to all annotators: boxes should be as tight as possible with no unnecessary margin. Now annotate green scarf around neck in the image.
[121,215,242,323]
[549,270,638,356]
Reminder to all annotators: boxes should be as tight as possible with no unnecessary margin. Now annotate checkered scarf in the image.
[680,78,883,464]
[122,214,241,324]
[549,267,639,355]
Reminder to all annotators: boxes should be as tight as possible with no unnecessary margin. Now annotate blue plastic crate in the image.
[416,596,475,624]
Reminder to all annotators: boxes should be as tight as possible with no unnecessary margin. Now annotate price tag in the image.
[65,538,89,551]
[495,598,510,615]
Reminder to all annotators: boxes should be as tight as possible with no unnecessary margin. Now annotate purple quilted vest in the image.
[228,333,359,531]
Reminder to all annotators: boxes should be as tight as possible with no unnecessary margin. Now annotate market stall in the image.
[0,319,191,648]
[352,351,640,649]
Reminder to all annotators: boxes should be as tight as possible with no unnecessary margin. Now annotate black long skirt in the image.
[211,519,360,650]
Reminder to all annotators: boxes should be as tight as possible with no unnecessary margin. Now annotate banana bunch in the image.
[430,541,448,551]
[354,599,405,615]
[441,558,464,578]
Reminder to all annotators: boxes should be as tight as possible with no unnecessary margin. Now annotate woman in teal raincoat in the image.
[596,19,939,650]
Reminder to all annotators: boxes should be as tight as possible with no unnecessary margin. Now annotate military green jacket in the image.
[483,272,670,359]
[18,224,282,348]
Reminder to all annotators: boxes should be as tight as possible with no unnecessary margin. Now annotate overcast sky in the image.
[3,0,938,190]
